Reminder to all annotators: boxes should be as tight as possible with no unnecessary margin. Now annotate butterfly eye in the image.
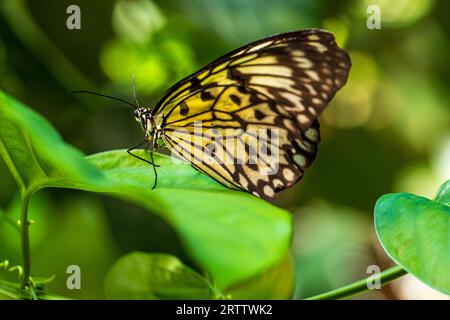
[133,109,140,120]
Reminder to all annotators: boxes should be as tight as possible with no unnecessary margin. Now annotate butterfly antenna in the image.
[131,74,140,107]
[70,90,137,109]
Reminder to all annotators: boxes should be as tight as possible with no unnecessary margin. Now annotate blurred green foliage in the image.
[0,0,448,299]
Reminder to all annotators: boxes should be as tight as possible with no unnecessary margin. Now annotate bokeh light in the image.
[361,0,435,27]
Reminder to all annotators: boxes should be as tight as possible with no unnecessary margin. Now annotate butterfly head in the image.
[133,107,155,138]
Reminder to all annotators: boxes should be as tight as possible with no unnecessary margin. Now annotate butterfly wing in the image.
[153,29,351,199]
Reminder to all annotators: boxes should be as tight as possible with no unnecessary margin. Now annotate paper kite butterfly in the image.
[76,29,351,200]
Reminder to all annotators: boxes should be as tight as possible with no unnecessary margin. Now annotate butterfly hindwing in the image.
[152,29,351,199]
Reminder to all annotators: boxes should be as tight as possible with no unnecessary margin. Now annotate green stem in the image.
[19,192,32,289]
[304,265,408,300]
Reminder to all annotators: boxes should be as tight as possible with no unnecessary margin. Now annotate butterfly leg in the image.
[149,134,160,190]
[150,148,158,190]
[127,140,160,167]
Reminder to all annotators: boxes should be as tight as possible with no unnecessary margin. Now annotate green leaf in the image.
[374,180,450,294]
[0,90,292,289]
[225,254,294,299]
[435,180,450,206]
[104,252,212,300]
[0,91,105,195]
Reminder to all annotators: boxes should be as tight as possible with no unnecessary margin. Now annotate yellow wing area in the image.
[152,30,351,199]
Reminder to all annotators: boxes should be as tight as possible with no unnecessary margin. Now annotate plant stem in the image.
[19,192,32,289]
[304,265,408,300]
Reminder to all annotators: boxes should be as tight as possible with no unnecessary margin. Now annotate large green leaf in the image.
[104,252,293,300]
[225,254,294,299]
[0,90,292,289]
[374,180,450,294]
[104,252,213,300]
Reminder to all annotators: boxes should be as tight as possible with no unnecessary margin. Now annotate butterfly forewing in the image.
[152,29,351,199]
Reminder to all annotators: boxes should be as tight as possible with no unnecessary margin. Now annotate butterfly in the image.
[77,29,351,200]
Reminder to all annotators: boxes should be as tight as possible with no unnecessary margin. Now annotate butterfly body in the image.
[134,107,158,141]
[133,29,351,200]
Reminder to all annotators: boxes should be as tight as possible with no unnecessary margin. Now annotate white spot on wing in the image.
[263,185,275,198]
[308,107,317,115]
[291,50,305,57]
[294,57,313,68]
[304,83,317,96]
[305,70,320,81]
[293,154,307,167]
[312,98,322,105]
[309,42,328,52]
[282,168,295,181]
[296,114,310,125]
[307,34,320,41]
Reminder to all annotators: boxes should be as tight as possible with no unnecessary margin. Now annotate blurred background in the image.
[0,0,449,299]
